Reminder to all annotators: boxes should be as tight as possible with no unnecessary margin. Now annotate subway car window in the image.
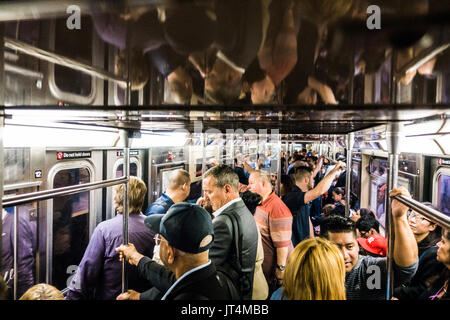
[115,163,138,178]
[52,168,90,290]
[437,174,450,216]
[369,158,388,231]
[1,188,38,300]
[53,17,93,96]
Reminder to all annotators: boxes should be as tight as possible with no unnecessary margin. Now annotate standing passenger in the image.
[393,204,444,299]
[271,238,346,300]
[66,177,155,300]
[248,171,293,295]
[202,165,259,300]
[145,169,191,215]
[283,161,345,246]
[115,165,259,301]
[319,187,418,300]
[118,203,233,300]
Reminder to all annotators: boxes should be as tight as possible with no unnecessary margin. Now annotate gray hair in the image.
[204,165,239,191]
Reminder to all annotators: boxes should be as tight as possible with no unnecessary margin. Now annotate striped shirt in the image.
[254,192,293,282]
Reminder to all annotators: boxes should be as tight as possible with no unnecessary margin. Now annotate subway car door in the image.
[43,148,103,292]
[104,148,147,221]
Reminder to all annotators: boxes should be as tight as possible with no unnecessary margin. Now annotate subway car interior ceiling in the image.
[0,0,450,301]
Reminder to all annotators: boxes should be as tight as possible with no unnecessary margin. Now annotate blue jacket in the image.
[145,193,174,216]
[66,213,155,300]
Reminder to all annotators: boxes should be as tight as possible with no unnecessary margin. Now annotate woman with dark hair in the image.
[350,207,376,222]
[240,190,263,215]
[280,174,294,199]
[239,190,268,300]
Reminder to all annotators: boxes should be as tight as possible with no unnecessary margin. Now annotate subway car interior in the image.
[0,0,450,302]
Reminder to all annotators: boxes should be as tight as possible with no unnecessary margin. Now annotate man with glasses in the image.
[393,203,445,300]
[319,187,418,300]
[116,203,236,300]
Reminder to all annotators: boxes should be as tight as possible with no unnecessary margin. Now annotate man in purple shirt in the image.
[66,177,155,300]
[1,205,37,299]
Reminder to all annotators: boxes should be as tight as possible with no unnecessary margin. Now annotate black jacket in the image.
[394,246,446,300]
[138,198,258,300]
[210,198,259,300]
[164,262,231,300]
[138,258,231,300]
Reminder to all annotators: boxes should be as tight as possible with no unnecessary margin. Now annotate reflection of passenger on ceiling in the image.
[244,0,300,104]
[283,0,357,105]
[191,0,266,105]
[90,0,216,104]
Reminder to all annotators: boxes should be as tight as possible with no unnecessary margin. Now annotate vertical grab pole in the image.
[345,133,354,217]
[276,131,281,196]
[121,129,130,293]
[0,22,5,274]
[13,207,18,300]
[385,122,403,300]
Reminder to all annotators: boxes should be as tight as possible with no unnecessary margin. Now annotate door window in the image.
[52,168,90,290]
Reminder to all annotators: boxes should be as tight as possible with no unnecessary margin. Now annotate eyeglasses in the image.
[153,234,167,246]
[407,210,429,223]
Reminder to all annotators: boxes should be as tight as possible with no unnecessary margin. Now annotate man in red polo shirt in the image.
[248,170,294,294]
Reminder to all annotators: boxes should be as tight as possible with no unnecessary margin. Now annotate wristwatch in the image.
[276,264,285,271]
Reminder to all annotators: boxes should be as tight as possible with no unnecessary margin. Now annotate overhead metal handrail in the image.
[2,176,128,207]
[391,195,450,229]
[396,43,450,77]
[4,37,127,87]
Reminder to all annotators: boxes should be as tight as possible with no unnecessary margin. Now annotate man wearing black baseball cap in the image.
[116,203,232,300]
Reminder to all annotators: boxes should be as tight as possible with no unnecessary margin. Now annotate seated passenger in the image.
[66,177,155,300]
[145,169,190,216]
[116,203,237,300]
[319,187,418,300]
[271,238,346,300]
[350,208,376,223]
[393,204,445,300]
[332,187,346,207]
[19,284,64,300]
[356,216,383,239]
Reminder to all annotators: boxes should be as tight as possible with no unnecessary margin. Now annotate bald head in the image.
[168,169,191,190]
[166,169,191,203]
[248,170,273,199]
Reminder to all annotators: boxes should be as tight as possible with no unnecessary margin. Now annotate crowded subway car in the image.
[0,0,450,304]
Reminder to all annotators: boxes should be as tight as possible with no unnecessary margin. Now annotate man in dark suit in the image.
[202,165,259,300]
[116,203,232,300]
[116,165,258,300]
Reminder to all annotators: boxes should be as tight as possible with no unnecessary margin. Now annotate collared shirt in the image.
[161,260,212,300]
[212,197,242,218]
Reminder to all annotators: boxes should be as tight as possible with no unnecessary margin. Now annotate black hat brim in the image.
[144,214,164,234]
